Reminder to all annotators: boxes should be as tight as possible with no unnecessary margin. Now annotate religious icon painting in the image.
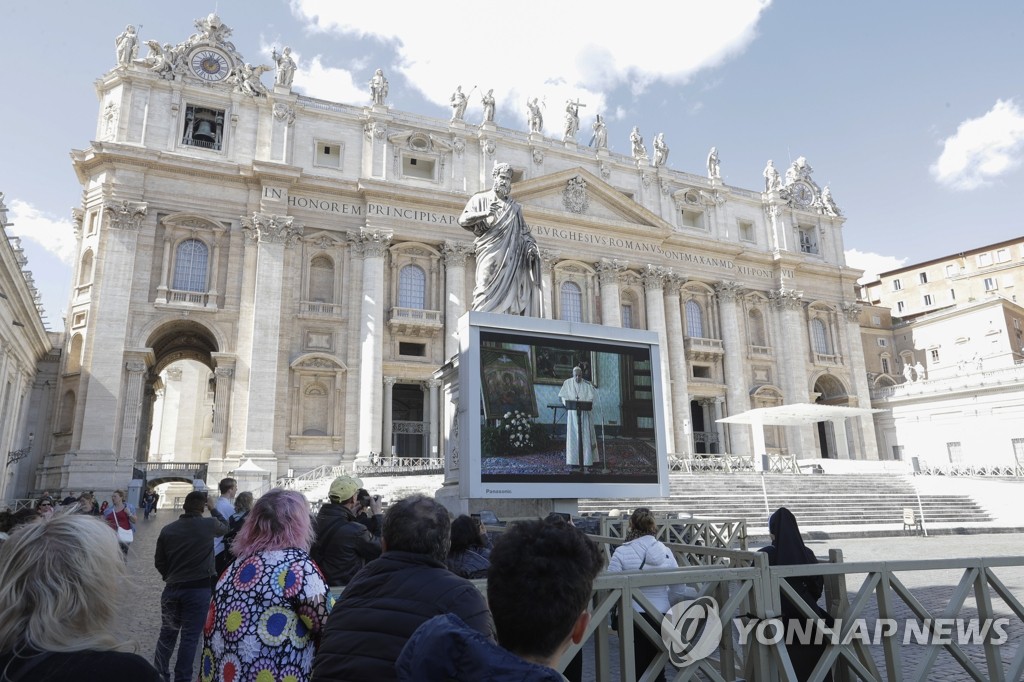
[480,348,538,419]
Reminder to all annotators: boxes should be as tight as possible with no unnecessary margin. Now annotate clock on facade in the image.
[789,180,815,208]
[190,49,230,82]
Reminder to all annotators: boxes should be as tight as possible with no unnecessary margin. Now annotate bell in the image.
[193,120,216,143]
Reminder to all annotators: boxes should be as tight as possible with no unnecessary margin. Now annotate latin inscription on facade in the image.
[271,189,794,280]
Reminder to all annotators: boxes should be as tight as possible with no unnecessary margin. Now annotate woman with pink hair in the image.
[199,489,334,681]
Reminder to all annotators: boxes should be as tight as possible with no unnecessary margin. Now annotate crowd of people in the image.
[0,474,831,681]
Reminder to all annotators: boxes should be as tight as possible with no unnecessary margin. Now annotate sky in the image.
[2,1,1023,331]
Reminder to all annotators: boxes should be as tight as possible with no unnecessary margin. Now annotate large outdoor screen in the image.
[458,312,669,499]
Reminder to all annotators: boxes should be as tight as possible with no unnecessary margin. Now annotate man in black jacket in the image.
[153,490,228,682]
[310,474,383,586]
[312,494,495,682]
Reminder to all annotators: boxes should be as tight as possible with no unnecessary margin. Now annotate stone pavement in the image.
[115,510,1024,681]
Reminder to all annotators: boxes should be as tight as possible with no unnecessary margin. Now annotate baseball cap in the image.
[329,475,363,502]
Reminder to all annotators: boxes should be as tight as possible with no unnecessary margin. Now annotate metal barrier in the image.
[669,453,800,474]
[916,463,1024,478]
[353,456,444,476]
[600,516,748,551]
[480,527,1024,681]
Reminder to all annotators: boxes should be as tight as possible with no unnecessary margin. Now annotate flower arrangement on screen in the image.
[503,411,534,452]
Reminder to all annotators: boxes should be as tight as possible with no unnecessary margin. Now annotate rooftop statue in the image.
[450,85,469,121]
[563,99,584,142]
[763,160,781,192]
[481,88,496,124]
[630,126,647,161]
[526,97,544,134]
[272,47,296,88]
[458,162,543,317]
[589,114,608,149]
[115,25,139,67]
[707,146,721,179]
[653,133,669,167]
[369,68,389,105]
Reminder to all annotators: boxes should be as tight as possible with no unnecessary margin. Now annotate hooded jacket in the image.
[607,534,679,614]
[310,502,381,586]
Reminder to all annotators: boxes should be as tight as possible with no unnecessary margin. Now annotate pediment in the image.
[512,167,672,234]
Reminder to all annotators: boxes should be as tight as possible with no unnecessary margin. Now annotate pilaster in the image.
[661,274,689,455]
[841,302,879,459]
[595,258,626,327]
[441,241,473,360]
[356,230,393,460]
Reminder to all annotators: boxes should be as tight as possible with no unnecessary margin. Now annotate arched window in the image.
[67,334,84,374]
[171,239,208,292]
[685,300,705,338]
[78,250,94,286]
[748,308,766,346]
[59,391,76,433]
[811,318,831,354]
[560,281,583,322]
[308,255,335,303]
[398,265,426,309]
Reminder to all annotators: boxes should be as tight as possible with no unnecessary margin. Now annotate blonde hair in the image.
[0,512,133,653]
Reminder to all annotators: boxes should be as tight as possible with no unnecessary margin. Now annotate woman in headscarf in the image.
[759,507,833,682]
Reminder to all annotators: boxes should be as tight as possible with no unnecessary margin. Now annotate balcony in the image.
[684,336,724,362]
[813,352,842,366]
[748,344,772,359]
[389,307,443,337]
[299,300,343,319]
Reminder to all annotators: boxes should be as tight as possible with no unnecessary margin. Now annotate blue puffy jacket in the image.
[397,613,566,682]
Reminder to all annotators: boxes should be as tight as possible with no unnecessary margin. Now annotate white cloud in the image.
[7,200,77,266]
[931,99,1024,190]
[844,249,907,284]
[290,0,769,135]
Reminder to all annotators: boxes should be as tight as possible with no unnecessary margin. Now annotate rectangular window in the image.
[946,264,959,277]
[892,445,904,460]
[923,294,933,306]
[881,357,891,374]
[398,342,426,357]
[930,348,940,362]
[950,289,956,301]
[692,365,712,379]
[978,252,993,267]
[182,105,224,151]
[896,301,905,313]
[738,220,755,242]
[401,155,436,180]
[87,212,98,236]
[919,272,928,284]
[1014,318,1022,331]
[871,315,881,325]
[315,141,343,169]
[892,279,903,291]
[996,248,1010,263]
[681,209,704,229]
[946,441,963,465]
[984,277,997,291]
[877,338,888,347]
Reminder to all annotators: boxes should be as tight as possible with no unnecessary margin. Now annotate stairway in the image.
[577,472,993,527]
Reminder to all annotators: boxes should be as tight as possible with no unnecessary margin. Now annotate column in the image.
[714,281,751,456]
[643,266,675,454]
[117,352,153,465]
[662,275,689,456]
[156,235,172,303]
[427,378,441,461]
[841,302,880,459]
[237,212,303,457]
[830,418,851,459]
[769,289,815,457]
[356,230,392,460]
[136,380,157,462]
[595,258,625,327]
[540,249,557,319]
[441,241,472,360]
[714,397,727,454]
[210,353,236,460]
[383,376,397,459]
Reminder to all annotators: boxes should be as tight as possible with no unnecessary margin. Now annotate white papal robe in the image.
[559,377,598,466]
